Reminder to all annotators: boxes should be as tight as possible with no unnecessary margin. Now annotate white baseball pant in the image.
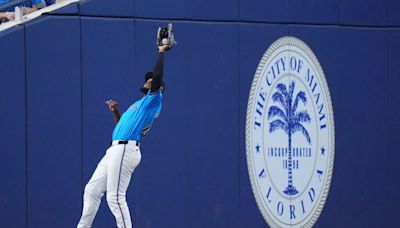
[77,141,141,228]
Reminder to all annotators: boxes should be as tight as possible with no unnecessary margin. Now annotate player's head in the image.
[140,72,165,95]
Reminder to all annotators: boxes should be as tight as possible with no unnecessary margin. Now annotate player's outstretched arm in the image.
[150,45,169,93]
[106,99,121,124]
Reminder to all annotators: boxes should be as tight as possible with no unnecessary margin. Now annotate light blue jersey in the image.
[112,91,162,141]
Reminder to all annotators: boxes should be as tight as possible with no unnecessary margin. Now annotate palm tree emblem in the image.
[268,81,311,196]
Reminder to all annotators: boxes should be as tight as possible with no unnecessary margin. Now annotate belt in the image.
[111,140,140,147]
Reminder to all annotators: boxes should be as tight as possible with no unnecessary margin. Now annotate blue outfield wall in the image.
[25,16,82,227]
[0,26,26,228]
[0,0,399,227]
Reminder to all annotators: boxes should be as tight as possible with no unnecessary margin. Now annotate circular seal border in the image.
[245,36,335,228]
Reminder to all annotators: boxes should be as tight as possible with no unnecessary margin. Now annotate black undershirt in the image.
[150,52,164,93]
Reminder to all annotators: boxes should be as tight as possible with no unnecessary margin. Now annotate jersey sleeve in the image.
[142,91,162,109]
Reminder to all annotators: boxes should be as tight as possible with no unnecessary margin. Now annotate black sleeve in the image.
[150,52,164,92]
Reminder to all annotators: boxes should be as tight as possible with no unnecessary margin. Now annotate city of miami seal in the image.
[245,36,335,227]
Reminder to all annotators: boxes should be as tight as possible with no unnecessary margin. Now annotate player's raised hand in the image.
[105,99,119,112]
[158,44,170,53]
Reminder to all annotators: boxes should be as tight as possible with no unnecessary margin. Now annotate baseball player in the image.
[77,27,175,228]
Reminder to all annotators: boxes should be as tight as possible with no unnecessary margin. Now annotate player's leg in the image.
[106,144,141,228]
[77,150,110,228]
